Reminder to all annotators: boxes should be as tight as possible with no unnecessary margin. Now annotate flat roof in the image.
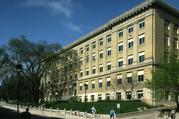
[63,0,179,50]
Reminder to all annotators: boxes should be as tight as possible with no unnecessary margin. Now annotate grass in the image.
[45,100,153,114]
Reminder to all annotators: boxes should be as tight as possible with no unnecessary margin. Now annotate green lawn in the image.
[45,100,153,114]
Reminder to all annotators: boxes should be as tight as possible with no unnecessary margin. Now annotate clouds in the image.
[63,21,81,32]
[22,0,81,32]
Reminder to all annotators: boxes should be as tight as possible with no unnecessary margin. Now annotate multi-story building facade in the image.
[63,0,179,104]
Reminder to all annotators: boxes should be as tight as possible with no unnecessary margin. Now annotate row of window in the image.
[79,33,145,56]
[79,71,144,90]
[164,35,179,50]
[80,90,143,102]
[79,52,145,77]
[164,21,179,34]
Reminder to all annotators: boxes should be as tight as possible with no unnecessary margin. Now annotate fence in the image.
[0,101,109,119]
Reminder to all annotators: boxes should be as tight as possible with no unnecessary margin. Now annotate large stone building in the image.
[62,0,179,104]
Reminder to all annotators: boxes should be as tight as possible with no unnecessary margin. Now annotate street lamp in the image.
[55,92,58,100]
[16,64,22,113]
[49,93,52,102]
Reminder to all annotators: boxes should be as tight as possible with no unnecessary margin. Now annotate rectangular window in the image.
[98,94,102,101]
[80,48,83,54]
[79,83,82,90]
[139,34,145,45]
[128,39,133,48]
[164,35,170,47]
[138,70,144,82]
[92,67,96,74]
[92,42,96,49]
[85,55,89,63]
[86,69,89,75]
[99,51,103,59]
[91,80,95,89]
[126,91,131,99]
[99,38,103,46]
[106,77,111,87]
[127,73,132,83]
[92,53,96,61]
[99,79,102,88]
[86,45,89,52]
[176,39,179,50]
[75,73,77,78]
[118,30,123,37]
[117,75,122,85]
[139,52,145,62]
[80,58,83,64]
[174,25,178,34]
[137,90,143,99]
[99,64,103,72]
[91,95,95,102]
[107,48,112,56]
[118,42,123,52]
[138,20,145,29]
[116,92,121,100]
[118,58,123,67]
[128,25,133,33]
[164,21,170,30]
[85,82,88,89]
[128,55,133,65]
[174,38,179,50]
[107,62,111,70]
[107,35,112,43]
[106,93,110,100]
[80,71,83,77]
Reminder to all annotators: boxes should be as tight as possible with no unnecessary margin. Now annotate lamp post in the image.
[16,64,22,113]
[55,92,58,100]
[49,93,52,102]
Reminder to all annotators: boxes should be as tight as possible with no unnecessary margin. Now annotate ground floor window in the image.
[84,95,88,102]
[116,92,121,100]
[106,93,110,100]
[98,94,102,101]
[137,90,143,99]
[126,91,131,100]
[79,96,82,102]
[91,95,95,102]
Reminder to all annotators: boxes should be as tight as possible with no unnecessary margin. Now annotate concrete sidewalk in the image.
[1,102,178,119]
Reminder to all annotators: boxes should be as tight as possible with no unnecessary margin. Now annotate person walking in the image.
[171,108,176,119]
[109,109,116,119]
[91,106,96,118]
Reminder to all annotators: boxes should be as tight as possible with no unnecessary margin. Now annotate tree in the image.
[120,74,142,100]
[0,36,61,105]
[41,49,80,101]
[145,52,179,111]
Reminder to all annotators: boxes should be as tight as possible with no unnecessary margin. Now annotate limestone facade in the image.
[63,0,179,104]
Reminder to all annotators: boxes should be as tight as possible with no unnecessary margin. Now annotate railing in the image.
[0,101,109,119]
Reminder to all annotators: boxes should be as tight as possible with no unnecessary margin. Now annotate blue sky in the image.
[0,0,178,47]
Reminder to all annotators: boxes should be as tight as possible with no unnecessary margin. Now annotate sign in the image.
[117,103,120,109]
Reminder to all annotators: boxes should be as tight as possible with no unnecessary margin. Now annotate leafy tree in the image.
[41,49,80,101]
[120,74,142,100]
[145,52,179,111]
[0,36,61,105]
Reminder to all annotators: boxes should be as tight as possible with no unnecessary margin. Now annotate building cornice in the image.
[64,0,179,50]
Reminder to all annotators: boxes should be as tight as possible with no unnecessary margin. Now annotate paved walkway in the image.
[1,102,178,119]
[0,106,64,119]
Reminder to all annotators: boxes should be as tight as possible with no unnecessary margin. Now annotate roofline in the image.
[63,0,179,50]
